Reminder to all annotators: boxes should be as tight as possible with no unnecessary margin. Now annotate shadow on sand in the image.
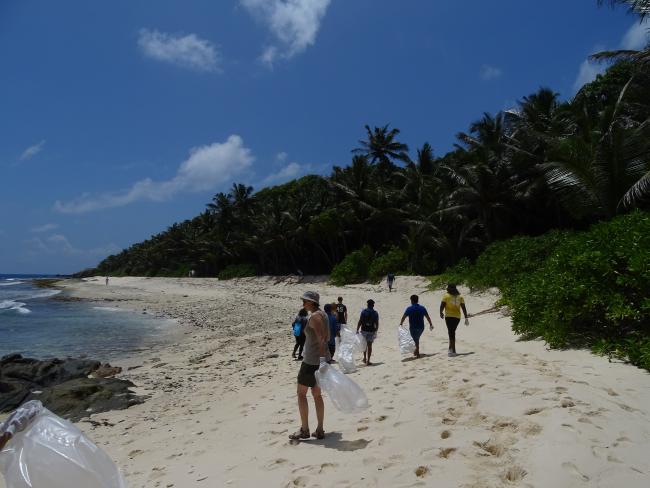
[401,353,436,362]
[290,432,371,451]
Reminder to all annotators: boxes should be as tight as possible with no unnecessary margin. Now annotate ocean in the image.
[0,274,181,361]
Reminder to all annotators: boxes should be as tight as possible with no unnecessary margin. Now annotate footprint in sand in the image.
[438,447,457,459]
[415,466,430,477]
[501,466,527,482]
[265,458,289,470]
[562,462,589,482]
[474,440,505,457]
[440,430,451,439]
[524,407,544,416]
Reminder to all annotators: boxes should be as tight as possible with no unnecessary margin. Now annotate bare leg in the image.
[297,384,309,432]
[312,386,324,432]
[366,342,373,365]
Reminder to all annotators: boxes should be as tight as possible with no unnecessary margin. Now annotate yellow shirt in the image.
[442,292,464,319]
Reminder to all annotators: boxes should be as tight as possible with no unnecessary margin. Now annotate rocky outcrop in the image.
[0,354,142,421]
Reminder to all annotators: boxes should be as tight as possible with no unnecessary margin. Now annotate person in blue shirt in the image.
[357,299,379,365]
[323,303,340,362]
[399,294,433,358]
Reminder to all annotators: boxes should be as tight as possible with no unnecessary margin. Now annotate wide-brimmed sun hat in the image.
[301,291,320,305]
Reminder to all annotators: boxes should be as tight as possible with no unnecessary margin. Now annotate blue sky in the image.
[1,0,647,274]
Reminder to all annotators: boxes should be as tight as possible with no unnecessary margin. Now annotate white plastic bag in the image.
[315,362,368,413]
[0,401,127,488]
[337,341,357,373]
[398,326,416,355]
[353,333,367,354]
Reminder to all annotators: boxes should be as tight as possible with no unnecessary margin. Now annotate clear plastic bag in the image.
[315,362,368,413]
[337,342,357,373]
[0,400,127,488]
[398,327,416,355]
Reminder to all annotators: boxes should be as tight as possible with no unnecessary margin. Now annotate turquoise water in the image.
[0,274,180,361]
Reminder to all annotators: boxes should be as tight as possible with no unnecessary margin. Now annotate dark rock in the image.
[1,354,143,421]
[25,378,144,422]
[91,363,122,378]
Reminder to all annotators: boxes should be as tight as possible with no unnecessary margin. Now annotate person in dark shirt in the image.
[324,303,340,361]
[400,294,433,358]
[335,296,347,325]
[357,299,379,365]
[387,273,395,292]
[292,308,308,359]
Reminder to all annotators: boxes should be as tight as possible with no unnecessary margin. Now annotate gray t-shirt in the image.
[302,310,330,366]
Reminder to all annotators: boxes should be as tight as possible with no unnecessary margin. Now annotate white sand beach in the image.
[5,275,650,488]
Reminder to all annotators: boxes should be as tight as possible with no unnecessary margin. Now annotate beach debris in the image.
[0,400,127,487]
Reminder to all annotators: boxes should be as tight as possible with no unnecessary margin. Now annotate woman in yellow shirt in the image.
[439,283,469,357]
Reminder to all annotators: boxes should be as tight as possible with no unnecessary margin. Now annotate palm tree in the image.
[545,79,650,218]
[353,124,410,177]
[592,1,649,63]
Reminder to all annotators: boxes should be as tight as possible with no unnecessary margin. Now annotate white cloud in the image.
[26,234,120,258]
[19,140,46,161]
[573,59,606,92]
[261,161,310,186]
[54,135,254,214]
[275,151,288,162]
[622,20,649,50]
[574,20,649,93]
[138,29,221,72]
[240,0,331,66]
[31,223,59,233]
[479,65,502,81]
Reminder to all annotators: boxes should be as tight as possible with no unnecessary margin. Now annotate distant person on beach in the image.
[105,277,109,286]
[324,303,340,361]
[335,296,348,327]
[292,308,308,359]
[387,273,395,292]
[440,283,470,357]
[399,294,433,358]
[357,299,379,365]
[289,291,330,441]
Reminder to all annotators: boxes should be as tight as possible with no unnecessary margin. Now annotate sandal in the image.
[313,428,325,440]
[289,427,310,440]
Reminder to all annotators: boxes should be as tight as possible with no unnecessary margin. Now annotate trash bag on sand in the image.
[398,326,416,355]
[0,400,127,488]
[315,362,368,413]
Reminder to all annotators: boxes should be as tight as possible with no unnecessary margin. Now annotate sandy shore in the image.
[4,275,649,487]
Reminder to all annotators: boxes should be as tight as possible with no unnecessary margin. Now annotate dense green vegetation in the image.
[430,211,650,370]
[92,57,650,279]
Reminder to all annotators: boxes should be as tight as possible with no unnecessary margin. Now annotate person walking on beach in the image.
[440,283,470,357]
[292,308,308,359]
[357,299,379,365]
[335,296,348,328]
[399,294,433,358]
[105,276,109,286]
[387,273,395,292]
[324,303,340,361]
[289,291,330,441]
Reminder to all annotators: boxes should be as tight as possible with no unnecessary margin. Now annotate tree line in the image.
[90,3,650,279]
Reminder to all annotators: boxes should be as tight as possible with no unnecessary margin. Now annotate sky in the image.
[1,0,648,274]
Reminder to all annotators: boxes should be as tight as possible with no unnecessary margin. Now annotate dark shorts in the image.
[361,330,376,343]
[410,326,424,344]
[445,317,460,340]
[297,362,320,388]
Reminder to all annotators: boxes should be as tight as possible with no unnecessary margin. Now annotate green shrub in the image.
[368,246,408,282]
[509,212,650,350]
[329,246,373,286]
[218,263,257,280]
[430,211,650,370]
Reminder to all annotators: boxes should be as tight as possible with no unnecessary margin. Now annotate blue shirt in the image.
[404,304,428,330]
[327,314,340,346]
